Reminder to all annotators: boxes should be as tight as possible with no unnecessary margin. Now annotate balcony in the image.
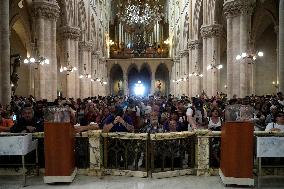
[109,43,169,59]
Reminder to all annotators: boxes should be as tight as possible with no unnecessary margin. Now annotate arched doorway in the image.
[128,65,139,96]
[139,64,151,96]
[155,63,170,96]
[109,64,123,95]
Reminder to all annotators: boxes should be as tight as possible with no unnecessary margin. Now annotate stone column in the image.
[279,1,284,92]
[59,26,80,98]
[196,135,210,176]
[275,26,279,93]
[200,24,223,97]
[91,52,98,96]
[123,71,128,96]
[188,40,202,97]
[32,0,60,100]
[79,41,93,98]
[224,0,254,98]
[0,0,11,105]
[151,71,156,95]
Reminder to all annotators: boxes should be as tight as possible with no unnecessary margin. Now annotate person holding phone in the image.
[10,104,44,133]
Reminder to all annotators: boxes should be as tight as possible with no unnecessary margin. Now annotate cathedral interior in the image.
[1,1,284,188]
[0,0,282,104]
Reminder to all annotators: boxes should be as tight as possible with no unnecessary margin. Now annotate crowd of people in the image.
[0,92,284,134]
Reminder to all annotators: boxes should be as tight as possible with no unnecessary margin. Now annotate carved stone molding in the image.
[79,41,93,51]
[59,26,81,40]
[179,49,189,57]
[188,40,202,50]
[200,24,223,39]
[173,57,180,63]
[223,0,254,18]
[31,1,60,20]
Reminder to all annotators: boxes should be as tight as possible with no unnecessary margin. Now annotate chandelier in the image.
[24,39,49,66]
[117,0,164,32]
[60,53,77,74]
[79,64,91,79]
[189,63,203,78]
[207,51,223,70]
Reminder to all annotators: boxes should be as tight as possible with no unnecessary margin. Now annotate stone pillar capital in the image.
[200,24,224,39]
[223,0,254,18]
[188,40,202,50]
[79,41,93,51]
[31,0,60,20]
[59,26,81,40]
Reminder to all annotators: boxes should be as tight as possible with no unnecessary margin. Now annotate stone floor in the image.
[0,175,283,189]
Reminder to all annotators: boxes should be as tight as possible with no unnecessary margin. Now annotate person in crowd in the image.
[102,108,134,132]
[0,111,14,132]
[207,108,222,131]
[277,92,284,107]
[265,112,284,132]
[10,104,44,133]
[265,105,279,125]
[163,111,184,132]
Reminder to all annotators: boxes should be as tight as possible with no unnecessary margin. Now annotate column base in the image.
[44,168,77,183]
[219,168,254,186]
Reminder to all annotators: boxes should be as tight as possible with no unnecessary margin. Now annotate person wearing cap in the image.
[265,112,284,132]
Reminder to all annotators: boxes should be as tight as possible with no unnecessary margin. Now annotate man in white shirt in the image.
[265,112,284,132]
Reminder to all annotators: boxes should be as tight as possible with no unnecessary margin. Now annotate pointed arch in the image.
[110,64,124,95]
[155,63,170,95]
[192,0,203,40]
[78,0,88,40]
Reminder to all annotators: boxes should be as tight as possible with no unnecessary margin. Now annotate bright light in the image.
[253,56,257,60]
[236,55,242,60]
[24,59,29,64]
[88,74,91,79]
[45,59,50,64]
[103,81,108,85]
[241,53,247,58]
[258,51,264,57]
[172,80,176,82]
[96,78,101,82]
[60,67,64,72]
[73,67,78,71]
[218,65,223,69]
[200,74,203,77]
[134,82,145,96]
[207,65,212,70]
[138,80,141,84]
[91,79,94,82]
[79,75,83,79]
[30,58,35,63]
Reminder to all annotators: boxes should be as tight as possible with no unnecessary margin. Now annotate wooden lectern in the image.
[44,123,76,183]
[219,121,254,186]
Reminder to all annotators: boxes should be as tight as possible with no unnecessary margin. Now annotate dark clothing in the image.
[10,117,44,133]
[103,114,133,132]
